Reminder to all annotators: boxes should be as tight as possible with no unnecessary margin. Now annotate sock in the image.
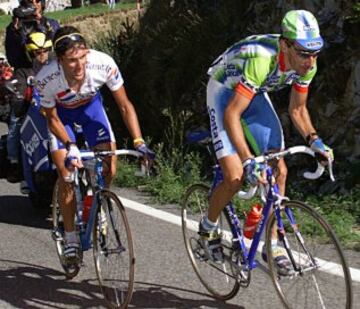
[201,215,218,232]
[65,231,78,244]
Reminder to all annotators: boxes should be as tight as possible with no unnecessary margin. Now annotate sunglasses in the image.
[291,43,321,59]
[54,33,86,53]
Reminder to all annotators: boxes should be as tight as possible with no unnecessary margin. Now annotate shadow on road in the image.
[130,281,244,308]
[0,259,105,308]
[0,259,244,309]
[0,195,51,229]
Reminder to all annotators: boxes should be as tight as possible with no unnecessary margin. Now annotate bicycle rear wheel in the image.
[265,200,353,309]
[181,184,240,300]
[93,189,135,309]
[51,179,81,279]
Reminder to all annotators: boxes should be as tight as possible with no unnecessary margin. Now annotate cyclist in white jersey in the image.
[199,10,334,274]
[36,26,154,263]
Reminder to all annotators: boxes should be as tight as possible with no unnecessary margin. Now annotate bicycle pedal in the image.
[52,228,63,241]
[194,249,208,262]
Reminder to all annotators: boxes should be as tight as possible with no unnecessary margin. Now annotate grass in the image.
[115,142,203,204]
[0,2,137,30]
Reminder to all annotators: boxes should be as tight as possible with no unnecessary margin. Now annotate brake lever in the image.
[327,158,335,182]
[315,152,335,182]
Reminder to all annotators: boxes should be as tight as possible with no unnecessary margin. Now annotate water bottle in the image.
[243,203,263,239]
[82,194,93,223]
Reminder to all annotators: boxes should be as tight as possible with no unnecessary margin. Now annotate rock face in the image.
[45,0,71,12]
[0,9,137,53]
[62,9,138,46]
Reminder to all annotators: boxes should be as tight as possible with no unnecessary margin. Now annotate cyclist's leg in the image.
[242,92,292,275]
[80,94,116,187]
[207,79,242,222]
[208,155,243,222]
[275,157,287,195]
[201,79,243,262]
[91,141,116,187]
[49,126,80,262]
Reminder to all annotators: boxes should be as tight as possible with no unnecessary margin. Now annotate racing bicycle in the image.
[52,148,145,309]
[181,131,353,309]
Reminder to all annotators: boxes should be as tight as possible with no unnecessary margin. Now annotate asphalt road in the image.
[0,177,286,309]
[0,121,359,308]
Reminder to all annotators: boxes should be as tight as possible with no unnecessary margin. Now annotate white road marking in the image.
[120,196,360,283]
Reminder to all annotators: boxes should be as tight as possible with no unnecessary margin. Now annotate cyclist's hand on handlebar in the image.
[65,144,83,170]
[243,158,267,186]
[310,138,334,165]
[136,143,156,162]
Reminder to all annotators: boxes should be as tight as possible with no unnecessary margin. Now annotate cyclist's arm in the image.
[43,106,72,145]
[288,88,318,142]
[224,90,253,161]
[111,85,142,140]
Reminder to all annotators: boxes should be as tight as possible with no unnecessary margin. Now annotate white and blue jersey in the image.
[35,49,123,149]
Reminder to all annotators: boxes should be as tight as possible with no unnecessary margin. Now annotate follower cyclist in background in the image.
[35,26,155,264]
[5,0,59,69]
[200,10,334,275]
[11,31,54,192]
[4,0,59,182]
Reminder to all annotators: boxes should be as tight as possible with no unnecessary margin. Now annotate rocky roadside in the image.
[0,8,139,53]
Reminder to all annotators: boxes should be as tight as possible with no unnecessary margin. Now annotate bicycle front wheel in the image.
[181,184,240,300]
[93,189,135,309]
[265,200,353,309]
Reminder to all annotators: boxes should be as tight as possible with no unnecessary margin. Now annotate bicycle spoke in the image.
[181,184,240,300]
[93,190,134,309]
[266,200,352,309]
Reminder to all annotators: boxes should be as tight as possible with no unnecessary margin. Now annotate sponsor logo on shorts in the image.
[213,140,224,152]
[97,135,110,142]
[209,108,218,139]
[97,128,106,137]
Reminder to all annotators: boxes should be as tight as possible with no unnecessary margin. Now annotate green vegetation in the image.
[47,3,135,24]
[144,144,202,204]
[289,186,360,249]
[115,149,360,249]
[0,2,136,30]
[346,2,360,23]
[115,136,203,205]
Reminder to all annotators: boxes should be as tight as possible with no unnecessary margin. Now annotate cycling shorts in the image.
[49,93,115,152]
[207,78,284,160]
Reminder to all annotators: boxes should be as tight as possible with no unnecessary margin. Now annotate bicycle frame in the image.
[74,156,104,251]
[73,149,144,251]
[211,163,289,271]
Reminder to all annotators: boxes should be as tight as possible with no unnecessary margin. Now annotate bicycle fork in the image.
[275,206,318,275]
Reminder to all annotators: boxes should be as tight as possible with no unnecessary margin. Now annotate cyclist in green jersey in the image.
[200,10,334,275]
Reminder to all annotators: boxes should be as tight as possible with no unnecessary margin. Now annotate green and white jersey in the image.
[207,34,316,95]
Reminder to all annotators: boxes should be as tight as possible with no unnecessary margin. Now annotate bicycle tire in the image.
[265,200,353,309]
[51,178,81,279]
[181,183,240,300]
[93,189,135,309]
